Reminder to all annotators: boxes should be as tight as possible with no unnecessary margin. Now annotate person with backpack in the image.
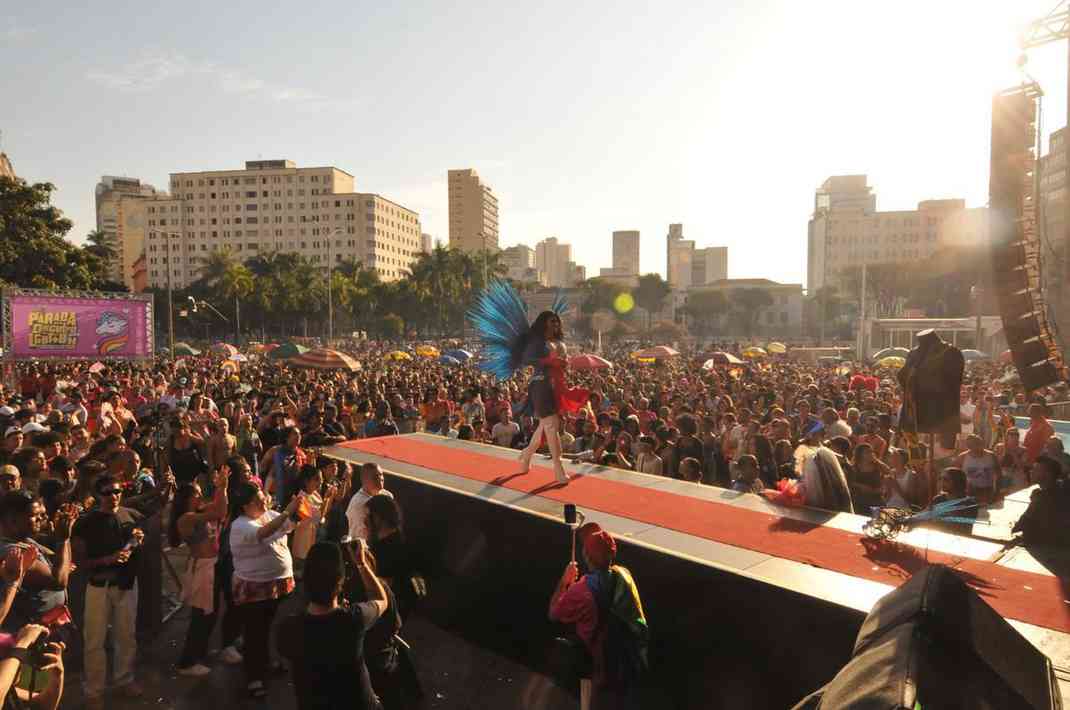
[549,529,648,709]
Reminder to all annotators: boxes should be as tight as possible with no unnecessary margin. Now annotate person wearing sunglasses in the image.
[71,476,145,710]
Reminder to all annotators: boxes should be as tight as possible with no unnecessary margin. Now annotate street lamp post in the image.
[327,227,341,344]
[151,230,182,359]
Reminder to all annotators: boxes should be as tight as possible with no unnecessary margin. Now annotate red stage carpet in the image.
[340,437,1070,634]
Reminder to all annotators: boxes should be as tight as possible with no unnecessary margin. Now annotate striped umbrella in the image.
[267,342,308,360]
[569,354,613,370]
[289,348,361,372]
[634,345,679,359]
[211,343,238,357]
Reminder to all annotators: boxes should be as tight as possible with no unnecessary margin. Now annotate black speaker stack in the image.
[988,84,1067,391]
[792,564,1062,710]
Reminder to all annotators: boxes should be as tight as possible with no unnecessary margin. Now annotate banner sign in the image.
[2,290,154,361]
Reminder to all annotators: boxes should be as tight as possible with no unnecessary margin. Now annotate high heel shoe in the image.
[553,461,571,484]
[518,450,532,474]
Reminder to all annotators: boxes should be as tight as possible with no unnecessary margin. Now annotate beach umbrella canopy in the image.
[704,351,743,366]
[211,343,238,357]
[445,349,473,361]
[872,347,910,361]
[877,356,906,370]
[961,349,989,362]
[766,342,787,354]
[387,351,413,361]
[173,342,200,357]
[741,346,767,358]
[228,353,248,362]
[290,348,361,372]
[267,342,308,360]
[416,345,440,358]
[634,345,679,360]
[569,354,613,370]
[262,343,280,352]
[439,355,461,366]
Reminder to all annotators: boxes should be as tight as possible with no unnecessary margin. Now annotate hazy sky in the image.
[1,1,1065,287]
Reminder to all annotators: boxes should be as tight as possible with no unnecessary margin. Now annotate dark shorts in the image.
[529,378,556,419]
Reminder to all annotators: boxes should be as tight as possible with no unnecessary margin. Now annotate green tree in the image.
[682,289,730,335]
[0,177,115,290]
[380,313,405,340]
[84,228,118,263]
[732,288,774,336]
[634,273,671,332]
[219,262,254,341]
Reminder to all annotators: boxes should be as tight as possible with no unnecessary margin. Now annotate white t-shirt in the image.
[344,489,394,542]
[960,402,976,436]
[229,510,295,583]
[491,421,519,448]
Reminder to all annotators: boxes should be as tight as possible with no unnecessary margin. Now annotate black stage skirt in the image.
[528,377,556,419]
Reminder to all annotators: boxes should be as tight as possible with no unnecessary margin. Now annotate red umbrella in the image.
[289,348,361,372]
[569,354,613,370]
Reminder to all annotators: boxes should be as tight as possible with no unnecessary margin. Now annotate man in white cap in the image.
[1,427,23,460]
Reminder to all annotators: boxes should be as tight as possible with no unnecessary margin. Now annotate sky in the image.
[1,0,1067,288]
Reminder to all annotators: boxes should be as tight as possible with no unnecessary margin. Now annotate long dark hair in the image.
[168,483,200,548]
[510,310,561,371]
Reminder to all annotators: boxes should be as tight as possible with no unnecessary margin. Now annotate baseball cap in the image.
[4,426,21,438]
[22,422,48,434]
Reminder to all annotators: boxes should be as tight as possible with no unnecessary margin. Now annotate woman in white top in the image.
[883,448,922,509]
[956,434,1001,504]
[228,482,301,699]
[291,465,338,573]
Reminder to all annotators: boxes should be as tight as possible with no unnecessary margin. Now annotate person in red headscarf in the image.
[549,528,648,709]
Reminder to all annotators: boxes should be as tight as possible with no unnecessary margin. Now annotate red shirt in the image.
[1024,419,1055,465]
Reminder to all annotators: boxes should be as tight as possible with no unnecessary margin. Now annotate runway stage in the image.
[328,433,1070,706]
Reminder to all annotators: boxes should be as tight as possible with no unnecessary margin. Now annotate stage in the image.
[327,433,1070,707]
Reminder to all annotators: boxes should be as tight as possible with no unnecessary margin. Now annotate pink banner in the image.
[3,292,153,361]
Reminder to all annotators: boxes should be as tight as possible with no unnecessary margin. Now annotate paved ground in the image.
[57,547,576,710]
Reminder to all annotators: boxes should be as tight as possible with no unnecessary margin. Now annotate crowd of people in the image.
[0,335,1066,708]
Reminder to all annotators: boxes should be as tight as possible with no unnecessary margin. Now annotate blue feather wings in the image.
[467,281,568,381]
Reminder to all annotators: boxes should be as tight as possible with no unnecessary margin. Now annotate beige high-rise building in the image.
[692,246,727,286]
[535,237,578,288]
[666,223,695,289]
[501,244,542,283]
[612,230,640,275]
[448,168,499,253]
[0,153,15,179]
[807,175,988,294]
[420,233,433,254]
[95,176,161,290]
[143,159,421,289]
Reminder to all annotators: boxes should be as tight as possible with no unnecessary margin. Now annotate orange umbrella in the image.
[634,345,679,359]
[702,351,743,367]
[289,348,361,372]
[569,354,613,370]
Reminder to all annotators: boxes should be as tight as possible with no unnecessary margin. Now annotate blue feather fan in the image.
[467,281,532,381]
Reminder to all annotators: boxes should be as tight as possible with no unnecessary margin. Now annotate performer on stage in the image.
[469,283,588,484]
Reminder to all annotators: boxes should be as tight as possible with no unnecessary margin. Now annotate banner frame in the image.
[1,288,155,362]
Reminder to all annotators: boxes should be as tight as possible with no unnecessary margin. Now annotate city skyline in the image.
[0,1,1064,286]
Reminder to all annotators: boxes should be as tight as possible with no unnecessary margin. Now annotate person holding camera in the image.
[228,482,301,699]
[71,475,146,708]
[277,540,388,710]
[0,623,65,710]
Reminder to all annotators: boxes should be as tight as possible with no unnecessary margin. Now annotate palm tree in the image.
[219,262,254,342]
[84,229,118,266]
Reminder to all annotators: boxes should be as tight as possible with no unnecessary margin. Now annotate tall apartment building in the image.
[95,176,161,290]
[666,223,695,288]
[448,168,499,253]
[501,244,542,284]
[535,237,584,287]
[420,233,433,254]
[611,230,640,275]
[807,175,988,295]
[143,159,421,289]
[0,152,14,179]
[1040,127,1070,343]
[692,246,728,286]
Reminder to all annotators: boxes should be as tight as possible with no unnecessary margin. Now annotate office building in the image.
[501,244,542,284]
[666,224,694,288]
[611,230,640,275]
[420,233,433,254]
[0,153,14,179]
[692,246,728,286]
[448,168,499,253]
[143,159,421,289]
[536,237,573,287]
[95,176,161,289]
[807,175,988,294]
[683,278,804,336]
